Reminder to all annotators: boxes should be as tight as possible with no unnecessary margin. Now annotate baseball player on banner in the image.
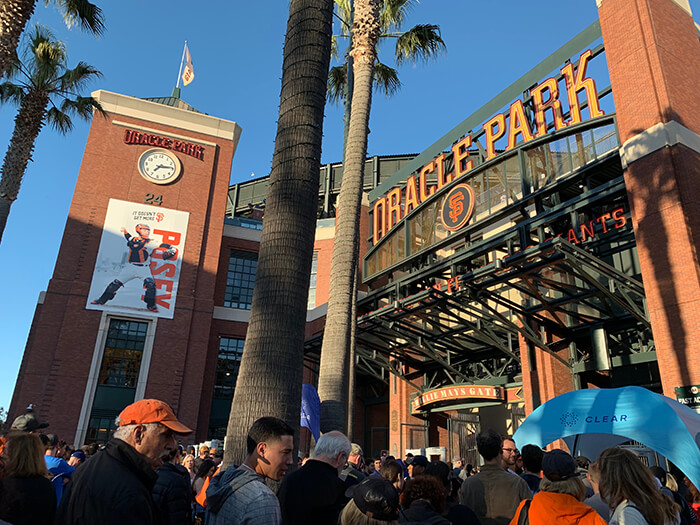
[90,223,177,313]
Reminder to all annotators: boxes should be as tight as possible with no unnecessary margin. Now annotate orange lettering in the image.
[154,229,182,245]
[435,153,450,189]
[561,49,605,125]
[507,99,534,150]
[612,208,627,229]
[452,135,473,178]
[373,198,387,244]
[419,162,436,202]
[483,113,506,160]
[531,77,567,136]
[386,188,402,230]
[404,176,419,215]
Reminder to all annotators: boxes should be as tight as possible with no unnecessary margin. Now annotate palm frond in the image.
[380,0,413,32]
[58,61,102,92]
[331,35,340,60]
[333,0,353,35]
[394,24,446,65]
[59,95,104,119]
[327,65,347,105]
[373,61,401,97]
[3,55,23,81]
[0,82,26,106]
[46,106,74,133]
[48,0,106,36]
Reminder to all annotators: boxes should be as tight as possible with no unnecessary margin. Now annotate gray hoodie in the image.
[205,466,281,525]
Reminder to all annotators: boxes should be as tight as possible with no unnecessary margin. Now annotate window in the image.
[307,252,318,310]
[86,319,149,444]
[208,337,245,439]
[214,337,245,399]
[97,320,148,387]
[223,250,258,309]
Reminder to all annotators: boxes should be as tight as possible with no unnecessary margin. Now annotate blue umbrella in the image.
[513,386,700,489]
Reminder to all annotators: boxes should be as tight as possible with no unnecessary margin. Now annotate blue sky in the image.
[1,1,698,414]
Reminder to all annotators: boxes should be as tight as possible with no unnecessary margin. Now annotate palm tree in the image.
[0,0,104,80]
[317,0,446,433]
[327,0,446,107]
[0,25,103,242]
[222,0,334,467]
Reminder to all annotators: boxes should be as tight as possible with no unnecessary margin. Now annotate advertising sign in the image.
[675,385,700,412]
[411,385,504,414]
[86,199,189,319]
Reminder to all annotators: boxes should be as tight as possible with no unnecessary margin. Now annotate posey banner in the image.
[86,199,189,319]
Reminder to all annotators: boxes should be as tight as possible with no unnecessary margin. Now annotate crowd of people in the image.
[0,398,698,525]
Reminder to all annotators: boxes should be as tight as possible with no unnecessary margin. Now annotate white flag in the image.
[182,46,194,86]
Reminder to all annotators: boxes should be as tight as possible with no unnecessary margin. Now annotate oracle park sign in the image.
[371,49,604,246]
[363,38,616,282]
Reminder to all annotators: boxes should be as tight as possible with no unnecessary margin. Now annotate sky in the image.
[1,1,699,414]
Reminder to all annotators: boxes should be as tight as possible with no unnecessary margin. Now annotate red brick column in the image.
[598,0,700,395]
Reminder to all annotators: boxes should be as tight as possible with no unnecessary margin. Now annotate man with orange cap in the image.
[55,399,192,525]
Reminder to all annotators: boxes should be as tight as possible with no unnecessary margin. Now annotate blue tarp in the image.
[513,386,700,489]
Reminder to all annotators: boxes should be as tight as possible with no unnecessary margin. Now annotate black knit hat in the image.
[345,477,399,521]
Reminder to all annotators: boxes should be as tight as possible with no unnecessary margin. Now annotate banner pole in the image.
[176,41,187,89]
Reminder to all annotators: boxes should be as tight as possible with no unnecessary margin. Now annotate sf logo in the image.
[440,183,475,232]
[448,193,464,222]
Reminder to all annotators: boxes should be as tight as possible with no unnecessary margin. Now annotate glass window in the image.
[214,337,245,400]
[97,320,147,387]
[224,250,258,309]
[308,252,318,310]
[86,417,116,443]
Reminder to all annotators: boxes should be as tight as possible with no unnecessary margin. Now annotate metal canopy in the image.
[329,237,652,391]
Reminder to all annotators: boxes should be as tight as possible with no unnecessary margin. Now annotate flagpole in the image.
[176,41,187,89]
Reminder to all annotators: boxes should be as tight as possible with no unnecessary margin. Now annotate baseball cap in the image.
[11,413,49,432]
[542,449,577,481]
[71,450,86,461]
[118,399,192,434]
[345,477,399,521]
[410,455,429,467]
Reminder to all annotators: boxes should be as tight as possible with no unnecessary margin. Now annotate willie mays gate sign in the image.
[317,21,656,405]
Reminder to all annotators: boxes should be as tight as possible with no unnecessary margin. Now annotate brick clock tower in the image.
[10,90,241,444]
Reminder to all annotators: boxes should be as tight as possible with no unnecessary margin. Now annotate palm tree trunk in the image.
[0,89,47,242]
[346,264,357,440]
[222,0,334,468]
[318,0,380,434]
[0,0,36,79]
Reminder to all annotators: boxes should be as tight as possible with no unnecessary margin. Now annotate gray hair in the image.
[312,431,351,461]
[112,418,161,441]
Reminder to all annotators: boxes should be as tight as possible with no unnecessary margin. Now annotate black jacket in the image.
[0,475,56,525]
[55,438,161,525]
[152,462,193,525]
[277,459,347,525]
[400,500,452,525]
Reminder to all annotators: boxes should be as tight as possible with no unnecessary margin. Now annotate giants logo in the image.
[441,184,475,232]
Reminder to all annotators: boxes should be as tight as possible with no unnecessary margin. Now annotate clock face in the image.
[138,149,182,184]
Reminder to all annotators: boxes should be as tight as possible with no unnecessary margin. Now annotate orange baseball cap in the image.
[118,399,192,434]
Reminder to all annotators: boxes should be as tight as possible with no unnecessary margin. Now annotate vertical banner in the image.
[86,199,189,319]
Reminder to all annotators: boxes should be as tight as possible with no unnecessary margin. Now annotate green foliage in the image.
[46,0,105,36]
[329,0,446,103]
[0,25,105,134]
[394,24,445,65]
